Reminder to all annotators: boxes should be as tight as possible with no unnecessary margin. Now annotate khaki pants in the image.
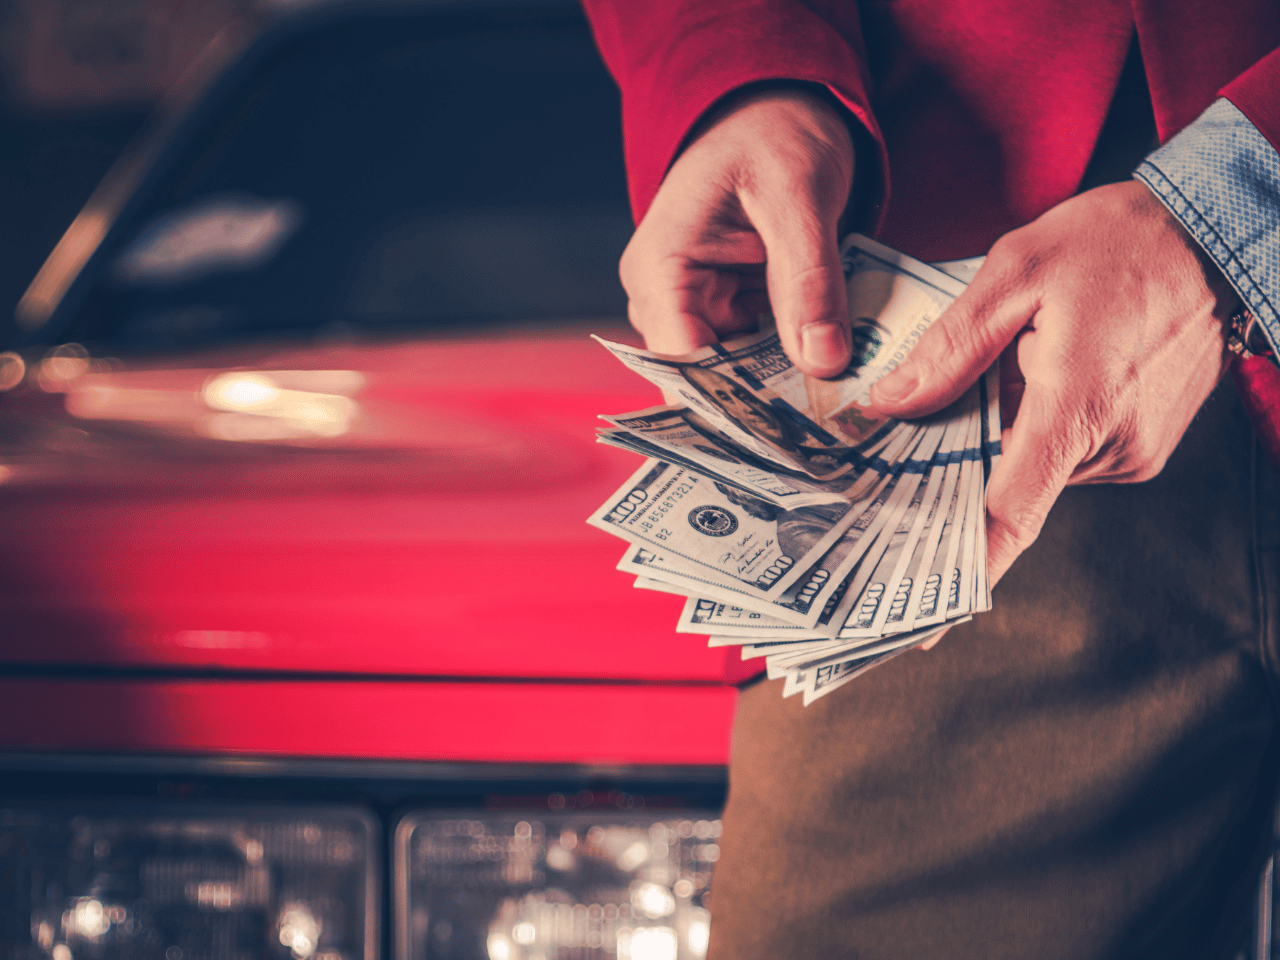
[708,382,1280,959]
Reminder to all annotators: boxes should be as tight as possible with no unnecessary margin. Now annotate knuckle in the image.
[919,313,989,379]
[988,227,1041,276]
[991,507,1045,552]
[626,299,650,338]
[618,235,646,298]
[618,250,638,295]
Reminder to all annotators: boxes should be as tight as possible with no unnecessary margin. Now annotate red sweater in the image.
[582,0,1280,465]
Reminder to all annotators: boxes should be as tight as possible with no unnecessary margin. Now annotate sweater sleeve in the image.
[579,0,888,226]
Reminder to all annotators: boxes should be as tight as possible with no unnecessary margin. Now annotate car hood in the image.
[0,322,733,683]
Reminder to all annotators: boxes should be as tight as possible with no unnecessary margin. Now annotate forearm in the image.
[579,0,887,225]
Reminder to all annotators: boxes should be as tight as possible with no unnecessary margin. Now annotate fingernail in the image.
[870,369,917,405]
[801,323,849,371]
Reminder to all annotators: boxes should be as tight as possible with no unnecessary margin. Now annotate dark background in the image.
[0,0,259,346]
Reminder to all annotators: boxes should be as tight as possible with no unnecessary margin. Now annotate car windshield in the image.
[51,4,633,351]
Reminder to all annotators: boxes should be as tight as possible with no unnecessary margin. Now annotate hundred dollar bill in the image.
[767,618,965,672]
[832,389,978,638]
[590,238,1000,705]
[680,601,829,640]
[597,404,902,508]
[800,645,918,706]
[676,370,993,650]
[864,421,966,637]
[740,638,839,658]
[619,546,807,624]
[668,420,952,640]
[614,422,931,628]
[619,528,858,631]
[888,410,975,631]
[588,459,860,599]
[678,595,827,639]
[593,234,967,482]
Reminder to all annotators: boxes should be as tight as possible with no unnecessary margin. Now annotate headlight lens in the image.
[395,811,720,960]
[0,805,377,960]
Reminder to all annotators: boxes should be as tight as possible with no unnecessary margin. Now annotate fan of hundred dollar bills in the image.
[587,235,1000,705]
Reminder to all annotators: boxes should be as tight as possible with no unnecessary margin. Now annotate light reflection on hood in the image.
[67,368,366,442]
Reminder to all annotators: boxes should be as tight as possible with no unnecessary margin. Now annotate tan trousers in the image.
[708,382,1280,959]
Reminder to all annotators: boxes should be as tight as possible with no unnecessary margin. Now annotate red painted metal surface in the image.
[0,324,731,683]
[0,678,737,766]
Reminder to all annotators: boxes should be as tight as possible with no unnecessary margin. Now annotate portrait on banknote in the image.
[680,365,848,475]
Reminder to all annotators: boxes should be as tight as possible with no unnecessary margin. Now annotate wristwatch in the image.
[1225,302,1278,365]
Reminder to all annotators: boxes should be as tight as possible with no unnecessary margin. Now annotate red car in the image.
[0,3,746,957]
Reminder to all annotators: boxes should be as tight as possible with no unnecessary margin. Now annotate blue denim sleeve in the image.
[1134,98,1280,356]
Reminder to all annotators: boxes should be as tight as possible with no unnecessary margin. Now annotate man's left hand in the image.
[865,181,1238,586]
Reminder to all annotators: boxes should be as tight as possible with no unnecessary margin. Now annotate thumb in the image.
[749,188,852,378]
[866,254,1036,419]
[984,384,1088,585]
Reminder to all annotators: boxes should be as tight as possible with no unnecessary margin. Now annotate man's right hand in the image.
[619,85,857,378]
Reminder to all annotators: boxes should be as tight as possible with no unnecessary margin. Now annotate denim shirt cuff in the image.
[1134,98,1280,356]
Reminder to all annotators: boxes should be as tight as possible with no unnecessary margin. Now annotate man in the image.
[582,2,1280,958]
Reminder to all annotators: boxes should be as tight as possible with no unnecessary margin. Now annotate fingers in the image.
[983,384,1089,586]
[618,87,856,369]
[867,241,1039,418]
[621,223,769,355]
[750,192,852,377]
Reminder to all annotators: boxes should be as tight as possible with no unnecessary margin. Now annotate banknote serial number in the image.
[607,479,697,542]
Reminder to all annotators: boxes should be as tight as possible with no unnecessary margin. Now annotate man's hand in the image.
[620,85,856,377]
[866,181,1238,586]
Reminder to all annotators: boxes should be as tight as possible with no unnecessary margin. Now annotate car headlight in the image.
[395,810,720,960]
[0,805,377,960]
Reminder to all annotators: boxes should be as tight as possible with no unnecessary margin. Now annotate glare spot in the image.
[189,880,240,909]
[277,904,320,959]
[115,194,303,286]
[672,879,694,899]
[0,352,24,391]
[512,922,537,945]
[618,926,677,960]
[38,344,89,390]
[687,916,711,958]
[616,840,649,871]
[52,945,72,960]
[67,898,110,938]
[545,845,575,871]
[201,371,360,441]
[203,373,281,411]
[486,932,513,960]
[631,882,675,919]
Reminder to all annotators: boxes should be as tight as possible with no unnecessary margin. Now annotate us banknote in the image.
[588,236,999,705]
[593,234,968,482]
